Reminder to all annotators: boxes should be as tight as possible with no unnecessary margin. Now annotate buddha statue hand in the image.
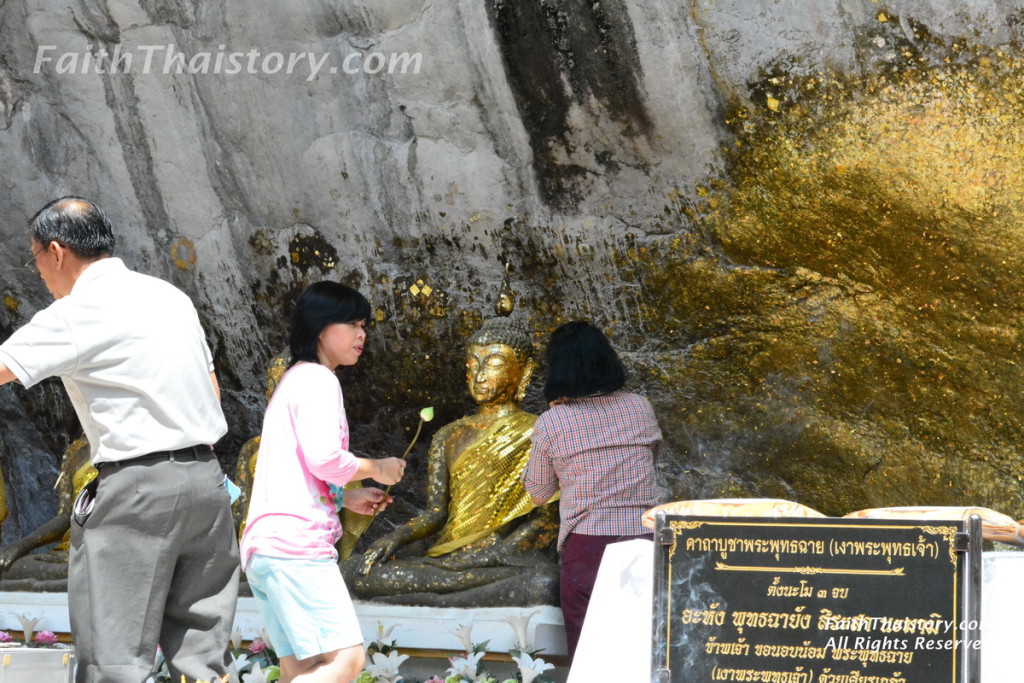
[0,540,30,573]
[424,545,553,572]
[358,533,403,575]
[422,547,502,571]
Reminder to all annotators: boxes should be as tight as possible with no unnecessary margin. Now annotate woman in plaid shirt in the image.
[523,320,664,663]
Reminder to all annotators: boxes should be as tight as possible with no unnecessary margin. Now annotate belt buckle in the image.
[170,446,204,462]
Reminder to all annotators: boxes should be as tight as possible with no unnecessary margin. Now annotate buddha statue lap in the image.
[342,316,560,607]
[0,436,95,591]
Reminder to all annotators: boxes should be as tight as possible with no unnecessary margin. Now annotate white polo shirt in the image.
[0,257,227,464]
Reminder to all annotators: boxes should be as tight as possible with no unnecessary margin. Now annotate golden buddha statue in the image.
[342,316,560,607]
[0,435,95,590]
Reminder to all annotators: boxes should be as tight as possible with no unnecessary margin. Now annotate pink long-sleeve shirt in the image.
[239,362,360,569]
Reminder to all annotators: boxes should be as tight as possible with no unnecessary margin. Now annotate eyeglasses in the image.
[24,245,45,273]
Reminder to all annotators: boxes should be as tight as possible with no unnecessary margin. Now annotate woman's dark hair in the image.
[30,196,115,259]
[543,321,626,402]
[288,281,371,367]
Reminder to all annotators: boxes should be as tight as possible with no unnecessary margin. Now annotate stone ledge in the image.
[0,592,567,658]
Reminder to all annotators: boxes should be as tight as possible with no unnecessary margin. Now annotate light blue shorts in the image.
[246,554,364,660]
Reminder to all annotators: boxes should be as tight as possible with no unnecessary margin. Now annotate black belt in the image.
[98,444,214,470]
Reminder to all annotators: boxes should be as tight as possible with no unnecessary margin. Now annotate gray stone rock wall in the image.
[3,0,1024,544]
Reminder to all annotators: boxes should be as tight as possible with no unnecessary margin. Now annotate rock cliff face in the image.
[3,0,1024,543]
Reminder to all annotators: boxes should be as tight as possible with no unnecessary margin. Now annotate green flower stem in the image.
[377,408,431,514]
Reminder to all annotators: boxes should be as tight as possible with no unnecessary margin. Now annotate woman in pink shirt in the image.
[240,282,405,682]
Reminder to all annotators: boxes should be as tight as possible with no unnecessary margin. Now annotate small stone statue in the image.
[0,436,95,590]
[343,316,560,606]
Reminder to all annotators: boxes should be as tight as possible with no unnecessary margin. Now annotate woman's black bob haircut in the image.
[543,320,626,402]
[288,281,371,367]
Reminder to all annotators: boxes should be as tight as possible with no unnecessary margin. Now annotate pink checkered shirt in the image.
[523,391,664,551]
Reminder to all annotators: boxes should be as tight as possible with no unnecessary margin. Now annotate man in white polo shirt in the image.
[0,197,240,683]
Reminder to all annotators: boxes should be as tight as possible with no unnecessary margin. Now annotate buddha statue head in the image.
[464,316,536,408]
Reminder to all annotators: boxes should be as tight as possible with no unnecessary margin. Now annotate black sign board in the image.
[651,516,981,683]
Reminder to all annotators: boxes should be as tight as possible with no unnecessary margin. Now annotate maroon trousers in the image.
[560,531,652,663]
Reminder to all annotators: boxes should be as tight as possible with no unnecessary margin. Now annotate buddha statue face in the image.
[464,316,536,408]
[466,343,526,407]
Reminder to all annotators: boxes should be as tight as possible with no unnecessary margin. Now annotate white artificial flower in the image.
[12,614,42,644]
[449,622,475,654]
[510,652,555,683]
[231,652,251,673]
[242,662,270,683]
[229,626,244,651]
[503,610,537,652]
[376,621,398,642]
[446,651,485,681]
[366,650,410,683]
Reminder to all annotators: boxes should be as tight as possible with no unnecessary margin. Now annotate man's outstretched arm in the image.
[0,362,15,386]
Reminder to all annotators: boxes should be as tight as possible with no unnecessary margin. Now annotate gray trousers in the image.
[70,452,241,683]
